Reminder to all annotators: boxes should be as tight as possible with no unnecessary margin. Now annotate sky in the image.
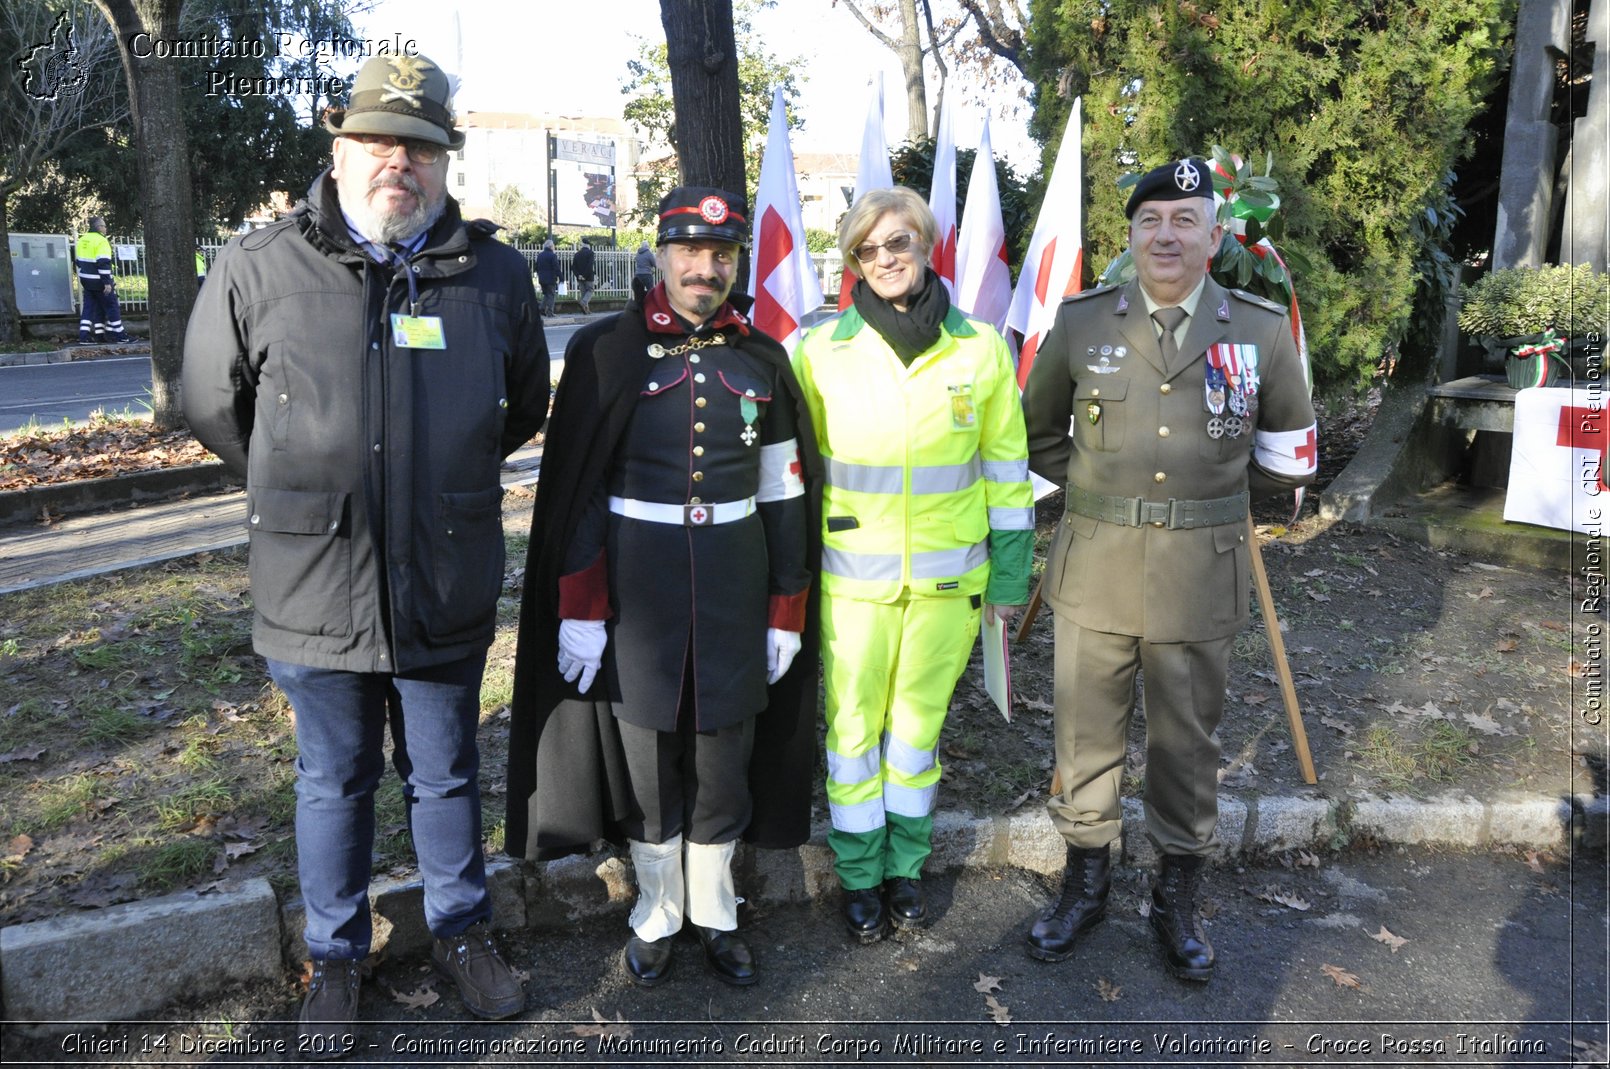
[346,0,1042,172]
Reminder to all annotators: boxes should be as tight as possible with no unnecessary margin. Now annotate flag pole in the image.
[1245,515,1318,784]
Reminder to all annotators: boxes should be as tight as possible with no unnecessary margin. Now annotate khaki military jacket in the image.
[1021,277,1317,642]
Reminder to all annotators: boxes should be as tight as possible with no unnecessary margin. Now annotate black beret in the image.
[1124,158,1213,218]
[657,186,749,245]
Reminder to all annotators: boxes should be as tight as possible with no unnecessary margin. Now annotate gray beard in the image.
[345,179,445,246]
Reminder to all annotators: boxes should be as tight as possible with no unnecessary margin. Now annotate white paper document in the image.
[982,612,1012,722]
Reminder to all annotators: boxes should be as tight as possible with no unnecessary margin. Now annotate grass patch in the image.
[138,838,218,891]
[30,773,103,833]
[1419,721,1478,782]
[154,777,236,832]
[1359,726,1419,787]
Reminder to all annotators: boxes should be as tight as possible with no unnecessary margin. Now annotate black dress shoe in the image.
[842,887,886,943]
[694,926,757,986]
[885,877,927,930]
[622,935,674,987]
[1025,844,1112,962]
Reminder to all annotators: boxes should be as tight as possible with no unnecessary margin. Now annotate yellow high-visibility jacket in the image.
[792,304,1034,605]
[75,231,114,289]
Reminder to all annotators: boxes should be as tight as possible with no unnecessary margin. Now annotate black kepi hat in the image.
[1125,158,1213,218]
[657,186,749,245]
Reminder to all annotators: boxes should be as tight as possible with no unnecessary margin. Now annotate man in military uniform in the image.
[505,187,821,990]
[1020,158,1317,982]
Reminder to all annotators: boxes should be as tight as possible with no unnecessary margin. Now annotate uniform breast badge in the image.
[740,395,759,446]
[1086,401,1102,425]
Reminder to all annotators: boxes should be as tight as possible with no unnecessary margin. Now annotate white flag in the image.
[839,74,895,309]
[955,115,1012,337]
[1007,97,1084,388]
[748,87,823,352]
[928,97,958,300]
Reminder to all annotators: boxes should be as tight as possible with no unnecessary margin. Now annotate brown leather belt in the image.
[1066,485,1249,530]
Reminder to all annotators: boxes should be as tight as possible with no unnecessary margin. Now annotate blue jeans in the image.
[268,654,491,960]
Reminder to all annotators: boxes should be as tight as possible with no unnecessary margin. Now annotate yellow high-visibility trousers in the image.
[821,592,981,887]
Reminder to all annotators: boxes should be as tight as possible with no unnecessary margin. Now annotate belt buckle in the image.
[684,503,714,526]
[1139,500,1168,528]
[1124,497,1144,527]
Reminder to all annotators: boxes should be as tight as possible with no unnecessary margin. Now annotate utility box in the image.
[9,233,74,315]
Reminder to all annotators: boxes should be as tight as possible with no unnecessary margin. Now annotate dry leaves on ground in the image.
[983,994,1012,1026]
[1320,963,1366,990]
[1370,926,1409,953]
[1095,977,1122,1002]
[972,973,1002,994]
[0,418,213,492]
[572,1008,632,1040]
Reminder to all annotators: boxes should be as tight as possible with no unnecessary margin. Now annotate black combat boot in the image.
[842,887,886,943]
[1149,853,1215,981]
[1024,844,1111,962]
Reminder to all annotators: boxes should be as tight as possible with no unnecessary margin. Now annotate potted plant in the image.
[1457,263,1609,388]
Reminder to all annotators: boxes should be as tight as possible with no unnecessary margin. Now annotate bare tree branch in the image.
[955,0,1027,77]
[835,0,900,52]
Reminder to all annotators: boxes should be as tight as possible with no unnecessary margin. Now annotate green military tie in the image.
[1152,306,1187,367]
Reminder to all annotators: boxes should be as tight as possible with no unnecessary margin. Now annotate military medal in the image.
[1204,362,1228,415]
[740,395,759,446]
[1224,415,1244,438]
[1086,401,1102,425]
[1207,416,1224,439]
[1229,388,1249,417]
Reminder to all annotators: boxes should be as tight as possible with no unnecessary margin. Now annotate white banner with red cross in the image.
[1504,386,1608,535]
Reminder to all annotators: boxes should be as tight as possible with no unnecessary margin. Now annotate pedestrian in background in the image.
[505,186,821,990]
[632,239,655,304]
[75,216,130,344]
[573,237,596,314]
[1020,157,1318,982]
[536,238,560,316]
[183,51,549,1055]
[792,186,1033,943]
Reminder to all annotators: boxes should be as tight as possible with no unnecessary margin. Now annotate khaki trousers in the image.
[1047,615,1233,855]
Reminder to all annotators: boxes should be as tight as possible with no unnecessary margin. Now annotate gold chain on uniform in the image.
[648,333,729,359]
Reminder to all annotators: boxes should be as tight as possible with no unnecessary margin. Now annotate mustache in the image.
[369,174,425,196]
[677,275,723,289]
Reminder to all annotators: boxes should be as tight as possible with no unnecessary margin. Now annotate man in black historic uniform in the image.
[505,187,821,988]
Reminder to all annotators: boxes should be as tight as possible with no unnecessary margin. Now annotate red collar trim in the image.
[642,282,751,336]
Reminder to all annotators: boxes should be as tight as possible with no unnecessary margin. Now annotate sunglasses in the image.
[344,133,445,165]
[852,232,917,262]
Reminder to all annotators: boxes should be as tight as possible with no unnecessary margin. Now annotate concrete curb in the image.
[3,791,1601,1023]
[0,343,148,368]
[0,463,241,527]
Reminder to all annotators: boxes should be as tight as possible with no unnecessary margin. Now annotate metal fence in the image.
[25,235,847,317]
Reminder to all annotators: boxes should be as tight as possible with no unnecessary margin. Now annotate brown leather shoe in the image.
[298,957,361,1061]
[432,923,525,1018]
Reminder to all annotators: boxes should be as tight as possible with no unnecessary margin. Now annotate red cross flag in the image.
[1007,97,1084,389]
[838,74,895,310]
[928,97,959,301]
[955,115,1012,339]
[748,87,823,353]
[1505,386,1607,535]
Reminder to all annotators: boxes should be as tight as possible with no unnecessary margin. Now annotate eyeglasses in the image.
[852,231,917,262]
[344,133,445,165]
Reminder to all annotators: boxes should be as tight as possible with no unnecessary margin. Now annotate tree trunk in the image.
[93,0,195,431]
[660,0,746,195]
[0,194,21,346]
[895,0,928,141]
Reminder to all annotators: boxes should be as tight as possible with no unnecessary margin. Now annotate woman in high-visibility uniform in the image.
[792,187,1033,942]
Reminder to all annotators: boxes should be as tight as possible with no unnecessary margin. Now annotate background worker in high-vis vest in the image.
[74,216,130,344]
[792,186,1033,943]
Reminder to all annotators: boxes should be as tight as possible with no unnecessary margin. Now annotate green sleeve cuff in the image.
[984,528,1034,605]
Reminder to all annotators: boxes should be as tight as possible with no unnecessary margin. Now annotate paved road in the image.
[4,847,1604,1066]
[0,324,584,436]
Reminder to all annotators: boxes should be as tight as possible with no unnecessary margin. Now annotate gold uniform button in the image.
[1154,472,1166,483]
[693,445,705,457]
[1160,383,1172,394]
[694,373,707,383]
[1158,426,1170,437]
[1151,520,1165,528]
[692,471,704,482]
[690,496,702,504]
[696,397,707,408]
[694,422,706,433]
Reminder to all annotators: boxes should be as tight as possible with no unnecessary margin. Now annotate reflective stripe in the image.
[883,733,936,778]
[909,540,989,579]
[829,797,886,833]
[909,454,982,495]
[824,456,904,495]
[982,457,1029,483]
[884,781,938,818]
[822,547,903,581]
[757,439,805,502]
[988,506,1036,530]
[826,747,881,787]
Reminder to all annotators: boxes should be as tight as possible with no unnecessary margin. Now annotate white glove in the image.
[557,618,607,693]
[766,628,802,684]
